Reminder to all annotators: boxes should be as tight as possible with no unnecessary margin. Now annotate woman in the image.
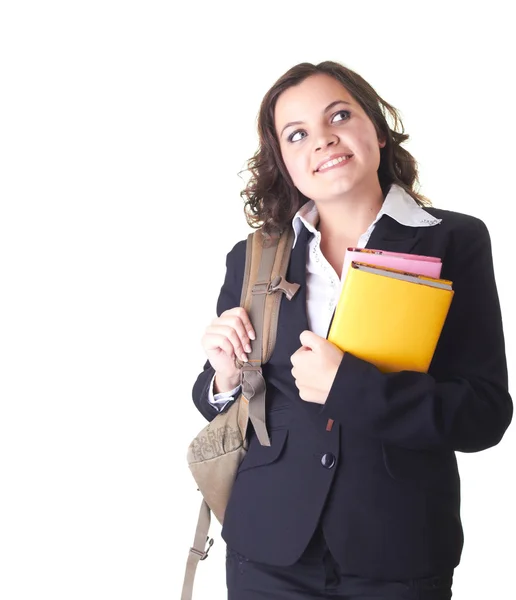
[192,61,513,599]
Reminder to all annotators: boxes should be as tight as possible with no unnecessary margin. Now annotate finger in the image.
[291,366,309,385]
[204,325,249,362]
[215,314,253,353]
[205,326,248,362]
[290,344,312,368]
[291,373,305,389]
[224,307,256,341]
[202,333,237,361]
[300,329,320,349]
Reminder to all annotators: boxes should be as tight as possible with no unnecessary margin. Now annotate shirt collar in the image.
[291,183,441,248]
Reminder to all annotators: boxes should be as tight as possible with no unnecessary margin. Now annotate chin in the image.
[316,181,360,199]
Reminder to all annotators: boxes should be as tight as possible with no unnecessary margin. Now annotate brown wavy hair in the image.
[240,61,431,236]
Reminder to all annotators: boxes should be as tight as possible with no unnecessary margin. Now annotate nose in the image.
[314,130,338,152]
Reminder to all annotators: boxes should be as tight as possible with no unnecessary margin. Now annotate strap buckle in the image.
[252,276,300,300]
[251,280,275,295]
[189,536,214,561]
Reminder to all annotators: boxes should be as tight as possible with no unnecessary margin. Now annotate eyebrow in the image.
[279,100,352,136]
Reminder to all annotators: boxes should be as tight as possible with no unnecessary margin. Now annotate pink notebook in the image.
[342,248,442,280]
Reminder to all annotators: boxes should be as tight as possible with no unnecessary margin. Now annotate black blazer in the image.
[192,208,513,580]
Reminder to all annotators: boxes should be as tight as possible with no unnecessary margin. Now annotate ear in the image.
[378,136,387,149]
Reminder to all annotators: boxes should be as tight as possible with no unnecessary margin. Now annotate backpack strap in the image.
[239,227,299,446]
[181,227,299,600]
[180,500,212,600]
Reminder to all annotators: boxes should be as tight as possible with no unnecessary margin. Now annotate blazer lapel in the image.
[274,225,310,362]
[365,214,425,254]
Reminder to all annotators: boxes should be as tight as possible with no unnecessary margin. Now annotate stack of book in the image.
[327,248,454,373]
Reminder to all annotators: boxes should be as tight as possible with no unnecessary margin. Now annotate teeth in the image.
[319,155,351,171]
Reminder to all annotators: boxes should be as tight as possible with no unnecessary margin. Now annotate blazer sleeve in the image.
[191,239,246,421]
[321,217,513,452]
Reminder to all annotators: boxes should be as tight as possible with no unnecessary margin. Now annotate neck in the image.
[315,180,385,244]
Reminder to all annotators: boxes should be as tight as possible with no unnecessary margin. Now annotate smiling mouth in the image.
[316,155,353,172]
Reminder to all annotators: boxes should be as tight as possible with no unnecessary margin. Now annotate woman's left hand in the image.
[290,330,344,404]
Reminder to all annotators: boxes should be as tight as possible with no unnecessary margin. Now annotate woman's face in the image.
[274,73,385,203]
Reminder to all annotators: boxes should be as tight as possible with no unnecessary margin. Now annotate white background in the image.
[1,1,514,598]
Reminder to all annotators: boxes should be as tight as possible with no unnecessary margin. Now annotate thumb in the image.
[299,330,323,351]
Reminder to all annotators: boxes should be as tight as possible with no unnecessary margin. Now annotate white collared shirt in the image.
[209,184,441,408]
[292,183,441,337]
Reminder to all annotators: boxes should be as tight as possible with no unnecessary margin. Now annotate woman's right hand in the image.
[201,307,256,389]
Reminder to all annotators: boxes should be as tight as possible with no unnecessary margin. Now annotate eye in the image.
[332,110,351,123]
[287,130,307,143]
[286,110,351,143]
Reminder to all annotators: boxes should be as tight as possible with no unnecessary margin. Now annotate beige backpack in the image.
[181,227,299,599]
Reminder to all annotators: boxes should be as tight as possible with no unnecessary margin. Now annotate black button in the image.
[321,453,336,469]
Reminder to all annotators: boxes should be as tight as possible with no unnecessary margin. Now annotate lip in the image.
[315,153,354,173]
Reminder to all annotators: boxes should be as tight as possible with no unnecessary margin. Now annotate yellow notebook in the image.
[327,261,454,373]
